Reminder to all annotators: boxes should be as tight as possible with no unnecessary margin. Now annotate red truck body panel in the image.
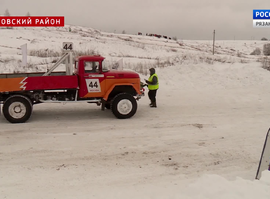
[0,75,78,92]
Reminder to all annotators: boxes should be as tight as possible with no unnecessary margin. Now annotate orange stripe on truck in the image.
[0,77,26,92]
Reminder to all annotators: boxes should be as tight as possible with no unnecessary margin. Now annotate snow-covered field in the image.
[1,25,270,198]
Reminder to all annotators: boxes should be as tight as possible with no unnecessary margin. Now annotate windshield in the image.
[84,61,100,73]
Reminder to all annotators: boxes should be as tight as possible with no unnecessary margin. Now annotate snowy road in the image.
[1,80,270,198]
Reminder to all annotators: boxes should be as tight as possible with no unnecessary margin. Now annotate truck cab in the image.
[75,55,142,101]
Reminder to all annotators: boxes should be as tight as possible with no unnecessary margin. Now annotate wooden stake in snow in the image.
[213,30,215,55]
[21,43,27,67]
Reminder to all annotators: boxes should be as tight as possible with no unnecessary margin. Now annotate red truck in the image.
[0,51,144,123]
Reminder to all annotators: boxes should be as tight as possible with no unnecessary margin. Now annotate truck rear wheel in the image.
[111,93,137,119]
[3,95,33,123]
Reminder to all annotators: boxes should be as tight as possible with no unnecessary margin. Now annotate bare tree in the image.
[26,12,31,16]
[122,30,126,34]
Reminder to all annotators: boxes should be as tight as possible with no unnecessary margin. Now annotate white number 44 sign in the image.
[86,79,101,92]
[62,42,73,51]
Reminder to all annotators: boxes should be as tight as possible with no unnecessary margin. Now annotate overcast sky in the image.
[1,0,270,40]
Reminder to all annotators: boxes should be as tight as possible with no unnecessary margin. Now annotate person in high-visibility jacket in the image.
[145,68,159,108]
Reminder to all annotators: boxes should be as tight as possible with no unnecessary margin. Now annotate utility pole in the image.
[213,30,215,55]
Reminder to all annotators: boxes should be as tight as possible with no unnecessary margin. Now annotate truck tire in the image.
[3,95,33,123]
[111,93,137,119]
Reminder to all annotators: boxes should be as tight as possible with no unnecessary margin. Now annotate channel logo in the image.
[253,10,270,28]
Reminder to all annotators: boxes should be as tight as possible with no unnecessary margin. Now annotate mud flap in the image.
[101,99,105,111]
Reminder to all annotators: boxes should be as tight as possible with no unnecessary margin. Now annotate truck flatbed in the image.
[0,71,66,79]
[0,74,78,92]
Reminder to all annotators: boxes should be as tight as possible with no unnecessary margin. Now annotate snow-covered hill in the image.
[1,25,270,199]
[0,25,268,74]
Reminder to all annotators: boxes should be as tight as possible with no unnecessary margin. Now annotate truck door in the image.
[79,61,106,98]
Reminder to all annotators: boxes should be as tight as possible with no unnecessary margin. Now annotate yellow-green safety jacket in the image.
[148,74,159,90]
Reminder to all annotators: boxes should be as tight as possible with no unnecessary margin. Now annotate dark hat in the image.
[149,68,155,73]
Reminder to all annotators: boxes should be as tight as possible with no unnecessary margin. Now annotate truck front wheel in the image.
[111,93,137,119]
[3,95,33,123]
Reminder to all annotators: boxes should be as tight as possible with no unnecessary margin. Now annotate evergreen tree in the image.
[4,9,12,29]
[4,9,10,16]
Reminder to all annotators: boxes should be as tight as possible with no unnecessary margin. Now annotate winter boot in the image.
[149,100,153,106]
[150,102,157,108]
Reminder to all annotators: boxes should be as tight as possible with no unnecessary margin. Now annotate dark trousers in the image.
[148,89,157,103]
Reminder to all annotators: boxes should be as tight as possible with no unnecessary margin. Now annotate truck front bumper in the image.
[136,88,145,100]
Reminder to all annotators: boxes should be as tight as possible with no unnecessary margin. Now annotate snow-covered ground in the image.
[0,25,270,198]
